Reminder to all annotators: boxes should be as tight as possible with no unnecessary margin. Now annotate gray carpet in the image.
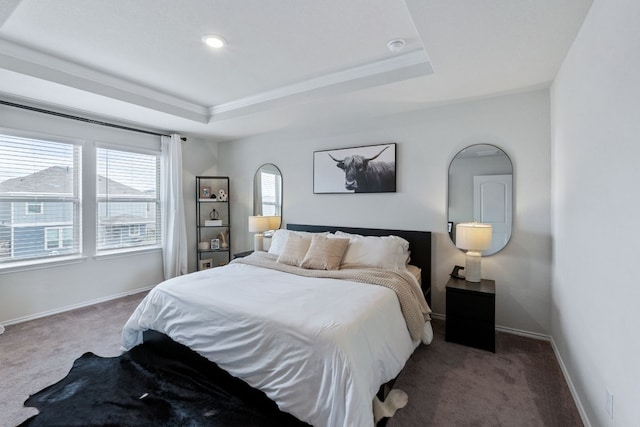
[0,293,146,427]
[0,292,582,427]
[389,320,583,426]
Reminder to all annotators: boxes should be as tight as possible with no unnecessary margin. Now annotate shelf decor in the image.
[196,176,230,270]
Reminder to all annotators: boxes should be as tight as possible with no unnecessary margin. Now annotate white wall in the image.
[219,89,552,334]
[181,136,220,272]
[551,0,640,425]
[0,105,218,324]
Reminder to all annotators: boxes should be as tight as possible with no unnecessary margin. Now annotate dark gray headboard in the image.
[286,224,432,305]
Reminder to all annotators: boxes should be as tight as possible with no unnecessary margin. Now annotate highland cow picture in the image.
[313,143,396,194]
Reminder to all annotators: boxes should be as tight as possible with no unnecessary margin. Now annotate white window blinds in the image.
[96,147,160,252]
[260,170,281,216]
[0,133,81,264]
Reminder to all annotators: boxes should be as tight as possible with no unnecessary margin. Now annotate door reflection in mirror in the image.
[448,144,512,256]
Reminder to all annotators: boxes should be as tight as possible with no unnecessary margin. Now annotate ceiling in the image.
[0,0,593,142]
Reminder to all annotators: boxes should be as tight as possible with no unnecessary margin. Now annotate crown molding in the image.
[0,91,175,137]
[0,37,433,125]
[0,38,209,123]
[210,49,433,120]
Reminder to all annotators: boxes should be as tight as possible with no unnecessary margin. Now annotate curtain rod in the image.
[0,99,187,141]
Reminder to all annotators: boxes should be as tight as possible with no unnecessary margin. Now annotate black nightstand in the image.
[233,250,254,259]
[445,277,496,352]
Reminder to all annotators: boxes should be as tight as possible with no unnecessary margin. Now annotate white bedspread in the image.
[121,261,430,427]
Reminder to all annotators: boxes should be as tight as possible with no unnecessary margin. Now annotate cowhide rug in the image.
[20,332,310,426]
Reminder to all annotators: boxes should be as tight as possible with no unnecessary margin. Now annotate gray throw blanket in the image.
[233,252,431,341]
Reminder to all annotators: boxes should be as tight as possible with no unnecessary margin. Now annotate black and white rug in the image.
[20,332,309,426]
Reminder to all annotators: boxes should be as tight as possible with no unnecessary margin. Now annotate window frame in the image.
[260,170,282,216]
[45,226,74,250]
[128,224,141,237]
[0,127,83,269]
[95,143,161,255]
[25,202,44,215]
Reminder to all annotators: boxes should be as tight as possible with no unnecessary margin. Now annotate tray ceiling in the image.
[0,0,592,140]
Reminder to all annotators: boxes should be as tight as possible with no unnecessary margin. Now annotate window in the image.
[96,146,160,252]
[45,226,73,250]
[0,132,81,263]
[128,224,141,237]
[260,170,282,216]
[26,202,43,215]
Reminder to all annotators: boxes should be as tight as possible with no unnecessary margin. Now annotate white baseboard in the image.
[495,324,551,341]
[430,312,445,321]
[432,312,551,341]
[431,313,591,426]
[1,286,154,327]
[550,337,592,427]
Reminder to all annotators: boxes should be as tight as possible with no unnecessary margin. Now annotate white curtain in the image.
[161,134,188,279]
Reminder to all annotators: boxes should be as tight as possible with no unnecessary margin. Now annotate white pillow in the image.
[335,230,410,269]
[268,229,329,256]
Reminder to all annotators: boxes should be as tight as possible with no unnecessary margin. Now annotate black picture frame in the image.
[313,143,396,194]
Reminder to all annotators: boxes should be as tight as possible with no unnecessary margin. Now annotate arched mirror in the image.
[448,144,513,255]
[253,163,283,229]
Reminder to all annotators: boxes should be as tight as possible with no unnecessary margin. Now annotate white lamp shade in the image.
[456,222,493,251]
[248,216,271,233]
[267,215,281,230]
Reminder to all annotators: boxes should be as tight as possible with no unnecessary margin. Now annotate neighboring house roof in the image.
[0,166,75,194]
[97,175,145,196]
[0,166,142,195]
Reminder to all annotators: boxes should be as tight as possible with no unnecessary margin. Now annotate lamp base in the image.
[464,250,482,282]
[253,233,264,252]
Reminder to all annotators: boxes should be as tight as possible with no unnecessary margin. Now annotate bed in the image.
[121,224,432,427]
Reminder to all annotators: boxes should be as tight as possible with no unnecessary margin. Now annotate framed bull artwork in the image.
[313,143,396,193]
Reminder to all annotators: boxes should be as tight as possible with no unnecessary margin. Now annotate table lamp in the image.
[248,216,271,251]
[455,222,493,282]
[267,215,281,231]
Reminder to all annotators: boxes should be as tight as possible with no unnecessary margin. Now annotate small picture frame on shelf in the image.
[210,238,220,250]
[199,259,213,270]
[201,187,211,198]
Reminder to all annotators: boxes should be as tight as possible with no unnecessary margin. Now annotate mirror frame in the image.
[253,163,283,229]
[447,144,513,256]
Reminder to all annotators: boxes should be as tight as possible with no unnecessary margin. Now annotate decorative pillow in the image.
[335,231,410,269]
[276,233,312,266]
[268,229,328,256]
[406,264,422,283]
[300,235,349,271]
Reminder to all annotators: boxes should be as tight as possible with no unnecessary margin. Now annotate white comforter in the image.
[121,261,430,427]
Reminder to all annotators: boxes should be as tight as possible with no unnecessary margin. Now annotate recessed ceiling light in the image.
[202,35,226,49]
[387,39,406,52]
